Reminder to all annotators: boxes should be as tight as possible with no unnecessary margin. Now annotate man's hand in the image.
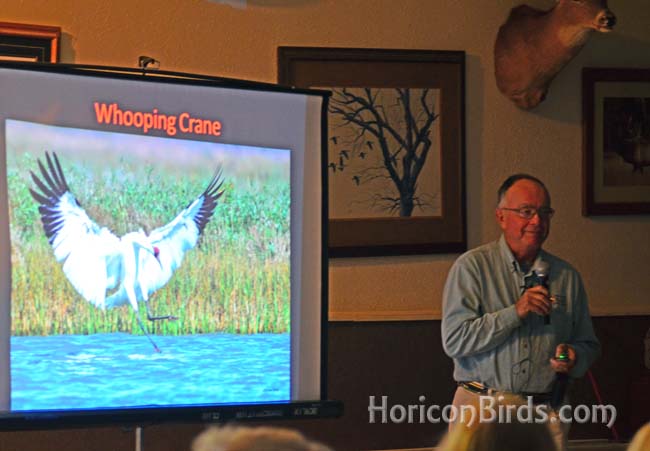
[549,344,576,374]
[515,285,552,319]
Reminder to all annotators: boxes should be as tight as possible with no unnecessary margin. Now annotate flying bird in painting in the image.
[29,152,224,352]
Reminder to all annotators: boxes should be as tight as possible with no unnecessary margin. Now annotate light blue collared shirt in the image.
[441,235,600,393]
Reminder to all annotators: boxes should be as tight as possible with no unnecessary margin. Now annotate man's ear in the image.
[495,208,505,228]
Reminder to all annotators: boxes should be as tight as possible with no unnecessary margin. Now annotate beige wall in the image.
[4,0,650,318]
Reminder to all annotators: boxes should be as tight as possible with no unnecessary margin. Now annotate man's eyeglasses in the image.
[500,207,555,220]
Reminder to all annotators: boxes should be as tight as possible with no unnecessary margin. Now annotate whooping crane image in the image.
[29,151,225,352]
[6,120,291,410]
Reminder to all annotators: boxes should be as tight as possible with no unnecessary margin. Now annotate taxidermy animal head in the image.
[494,0,616,110]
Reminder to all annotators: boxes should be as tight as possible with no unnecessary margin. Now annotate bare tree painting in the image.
[326,87,441,219]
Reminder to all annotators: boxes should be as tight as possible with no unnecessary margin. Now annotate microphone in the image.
[531,260,551,324]
[550,345,569,409]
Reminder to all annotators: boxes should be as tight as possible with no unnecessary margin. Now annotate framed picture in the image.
[583,68,650,215]
[278,47,466,257]
[0,22,61,63]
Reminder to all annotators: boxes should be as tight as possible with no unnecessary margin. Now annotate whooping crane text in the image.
[93,102,222,137]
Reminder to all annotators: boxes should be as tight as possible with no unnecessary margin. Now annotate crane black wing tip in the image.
[193,168,225,236]
[29,187,49,205]
[203,169,226,202]
[32,151,70,199]
[30,169,57,201]
[30,152,85,241]
[49,151,70,192]
[45,152,66,194]
[204,168,224,192]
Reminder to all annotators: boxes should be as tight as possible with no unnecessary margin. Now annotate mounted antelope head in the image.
[495,0,616,109]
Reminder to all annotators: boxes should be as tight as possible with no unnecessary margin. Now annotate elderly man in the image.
[441,174,600,451]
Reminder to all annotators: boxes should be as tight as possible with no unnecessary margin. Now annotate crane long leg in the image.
[135,314,161,353]
[146,303,178,321]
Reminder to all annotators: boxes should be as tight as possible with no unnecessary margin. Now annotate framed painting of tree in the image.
[278,47,466,257]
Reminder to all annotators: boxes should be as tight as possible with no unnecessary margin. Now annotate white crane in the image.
[29,152,224,352]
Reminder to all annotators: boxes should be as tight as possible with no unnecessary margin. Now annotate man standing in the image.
[441,174,600,450]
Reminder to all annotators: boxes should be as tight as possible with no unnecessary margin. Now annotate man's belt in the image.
[459,381,492,395]
[458,381,552,405]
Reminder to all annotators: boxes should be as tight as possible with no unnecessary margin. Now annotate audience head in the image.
[191,425,333,451]
[440,419,557,451]
[439,394,557,451]
[627,422,650,451]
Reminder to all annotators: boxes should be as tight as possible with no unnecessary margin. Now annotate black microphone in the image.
[551,345,569,409]
[531,260,551,325]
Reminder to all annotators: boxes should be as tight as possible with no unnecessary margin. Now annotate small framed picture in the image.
[0,22,61,63]
[583,68,650,215]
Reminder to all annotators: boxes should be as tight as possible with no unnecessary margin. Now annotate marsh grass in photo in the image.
[7,124,290,337]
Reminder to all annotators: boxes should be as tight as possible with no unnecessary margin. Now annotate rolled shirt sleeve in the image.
[442,255,522,359]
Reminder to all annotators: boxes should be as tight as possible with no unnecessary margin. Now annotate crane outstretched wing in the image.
[145,169,225,290]
[29,152,120,308]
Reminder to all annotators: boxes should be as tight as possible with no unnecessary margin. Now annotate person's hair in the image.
[497,173,550,207]
[438,394,557,451]
[628,422,650,451]
[191,425,333,451]
[439,418,557,451]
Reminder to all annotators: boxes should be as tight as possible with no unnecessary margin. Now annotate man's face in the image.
[496,179,551,260]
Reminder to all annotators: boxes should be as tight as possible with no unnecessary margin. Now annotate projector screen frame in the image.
[0,61,336,429]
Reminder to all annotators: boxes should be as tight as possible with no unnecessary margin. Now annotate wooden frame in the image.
[583,68,650,215]
[278,47,466,257]
[0,22,61,63]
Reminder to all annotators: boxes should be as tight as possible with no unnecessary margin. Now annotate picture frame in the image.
[0,22,61,63]
[583,67,650,215]
[278,47,466,257]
